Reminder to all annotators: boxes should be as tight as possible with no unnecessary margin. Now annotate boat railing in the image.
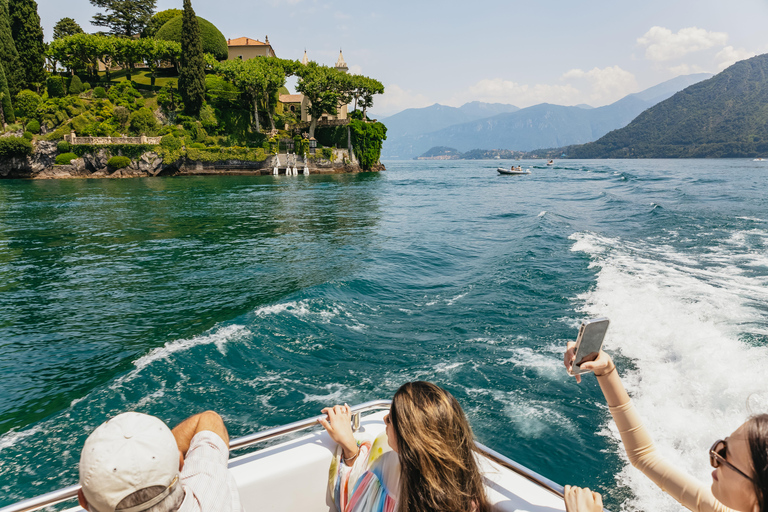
[0,399,568,512]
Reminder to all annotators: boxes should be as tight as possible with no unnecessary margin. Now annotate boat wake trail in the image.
[571,230,768,512]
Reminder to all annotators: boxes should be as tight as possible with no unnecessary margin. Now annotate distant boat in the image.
[754,158,767,161]
[546,160,554,166]
[498,167,531,175]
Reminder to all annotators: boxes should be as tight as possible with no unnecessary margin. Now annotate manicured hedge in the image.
[71,144,157,159]
[25,119,40,134]
[0,137,33,158]
[155,15,228,61]
[57,141,71,153]
[107,156,131,169]
[55,152,78,165]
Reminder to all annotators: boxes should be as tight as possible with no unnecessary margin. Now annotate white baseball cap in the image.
[79,412,181,512]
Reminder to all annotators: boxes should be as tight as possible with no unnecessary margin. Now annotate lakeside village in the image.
[0,0,387,179]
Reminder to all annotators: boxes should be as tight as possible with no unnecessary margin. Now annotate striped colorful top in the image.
[328,432,400,512]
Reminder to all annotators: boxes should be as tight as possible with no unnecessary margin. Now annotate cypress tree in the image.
[8,0,45,90]
[0,62,15,124]
[0,0,22,96]
[178,0,205,117]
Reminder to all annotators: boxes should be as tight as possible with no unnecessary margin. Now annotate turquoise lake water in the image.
[1,160,767,511]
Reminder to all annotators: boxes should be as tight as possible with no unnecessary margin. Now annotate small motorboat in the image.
[3,401,570,512]
[753,158,767,161]
[546,160,554,166]
[498,167,531,175]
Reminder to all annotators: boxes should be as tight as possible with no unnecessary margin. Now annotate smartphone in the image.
[568,318,610,376]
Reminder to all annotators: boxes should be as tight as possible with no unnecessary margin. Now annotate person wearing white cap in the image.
[77,411,242,512]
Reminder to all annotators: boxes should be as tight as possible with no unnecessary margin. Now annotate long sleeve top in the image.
[607,392,734,512]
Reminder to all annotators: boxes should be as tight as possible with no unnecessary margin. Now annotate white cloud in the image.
[451,78,580,108]
[561,66,638,104]
[715,46,757,70]
[374,84,432,115]
[638,26,728,61]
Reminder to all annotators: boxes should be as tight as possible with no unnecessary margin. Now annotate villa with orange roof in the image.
[227,36,276,60]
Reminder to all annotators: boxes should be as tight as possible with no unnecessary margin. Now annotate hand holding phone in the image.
[566,318,610,380]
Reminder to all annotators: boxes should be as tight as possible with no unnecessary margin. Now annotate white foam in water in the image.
[126,324,250,378]
[571,231,768,512]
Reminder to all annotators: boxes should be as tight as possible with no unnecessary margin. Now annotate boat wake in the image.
[571,230,768,512]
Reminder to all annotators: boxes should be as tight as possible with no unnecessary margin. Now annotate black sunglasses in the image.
[710,439,752,482]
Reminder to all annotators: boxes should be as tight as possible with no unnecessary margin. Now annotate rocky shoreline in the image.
[0,141,384,179]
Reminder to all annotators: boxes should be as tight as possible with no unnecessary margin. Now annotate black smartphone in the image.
[568,317,610,376]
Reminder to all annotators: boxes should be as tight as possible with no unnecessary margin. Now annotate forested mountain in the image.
[566,55,768,158]
[381,73,710,160]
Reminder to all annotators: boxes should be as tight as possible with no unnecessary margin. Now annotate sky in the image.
[34,0,768,116]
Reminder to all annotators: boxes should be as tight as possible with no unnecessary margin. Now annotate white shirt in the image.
[178,431,243,512]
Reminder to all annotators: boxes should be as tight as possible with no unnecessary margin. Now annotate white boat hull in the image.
[498,168,531,175]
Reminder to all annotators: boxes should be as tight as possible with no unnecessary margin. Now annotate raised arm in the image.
[565,344,733,512]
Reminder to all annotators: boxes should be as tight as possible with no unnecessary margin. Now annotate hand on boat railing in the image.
[563,485,603,512]
[319,404,360,461]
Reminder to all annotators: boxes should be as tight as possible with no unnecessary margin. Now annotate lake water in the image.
[1,160,767,512]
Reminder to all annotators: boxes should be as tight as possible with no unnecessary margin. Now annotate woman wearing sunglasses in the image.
[563,344,768,512]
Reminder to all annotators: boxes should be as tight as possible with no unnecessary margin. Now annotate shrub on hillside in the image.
[25,119,40,134]
[107,156,131,169]
[55,152,78,165]
[46,76,66,98]
[14,90,42,118]
[113,106,130,128]
[188,142,205,149]
[160,134,181,151]
[93,87,107,99]
[82,82,91,91]
[22,131,33,140]
[69,75,84,95]
[0,137,33,157]
[57,141,71,153]
[128,108,158,135]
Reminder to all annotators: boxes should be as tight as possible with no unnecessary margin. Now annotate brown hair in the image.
[389,381,490,512]
[748,414,768,512]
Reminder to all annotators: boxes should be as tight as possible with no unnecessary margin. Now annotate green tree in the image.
[52,17,83,40]
[89,0,156,37]
[154,14,227,61]
[0,62,15,124]
[0,0,22,96]
[178,0,204,117]
[9,0,45,89]
[296,62,350,138]
[112,37,143,81]
[351,75,384,120]
[140,38,180,86]
[141,8,180,38]
[216,57,288,132]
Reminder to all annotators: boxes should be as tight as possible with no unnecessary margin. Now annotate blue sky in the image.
[36,0,768,115]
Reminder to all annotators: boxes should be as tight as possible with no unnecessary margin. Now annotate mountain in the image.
[381,73,711,160]
[378,102,518,158]
[565,56,768,158]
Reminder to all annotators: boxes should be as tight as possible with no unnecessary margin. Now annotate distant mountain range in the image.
[380,73,712,160]
[563,54,768,158]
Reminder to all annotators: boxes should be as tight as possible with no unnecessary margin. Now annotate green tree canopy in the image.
[216,57,289,132]
[0,62,15,124]
[89,0,156,37]
[350,75,384,119]
[0,0,22,96]
[295,62,352,138]
[178,0,205,117]
[53,17,83,40]
[155,14,227,61]
[141,8,180,38]
[9,0,45,89]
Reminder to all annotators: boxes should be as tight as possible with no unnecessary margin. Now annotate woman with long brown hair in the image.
[319,381,491,512]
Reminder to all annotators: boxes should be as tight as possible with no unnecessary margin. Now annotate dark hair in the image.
[748,414,768,512]
[389,381,490,512]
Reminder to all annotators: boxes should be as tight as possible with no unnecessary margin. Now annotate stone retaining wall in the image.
[64,131,162,145]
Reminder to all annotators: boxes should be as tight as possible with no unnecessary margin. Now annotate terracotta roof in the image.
[279,94,303,103]
[227,37,269,47]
